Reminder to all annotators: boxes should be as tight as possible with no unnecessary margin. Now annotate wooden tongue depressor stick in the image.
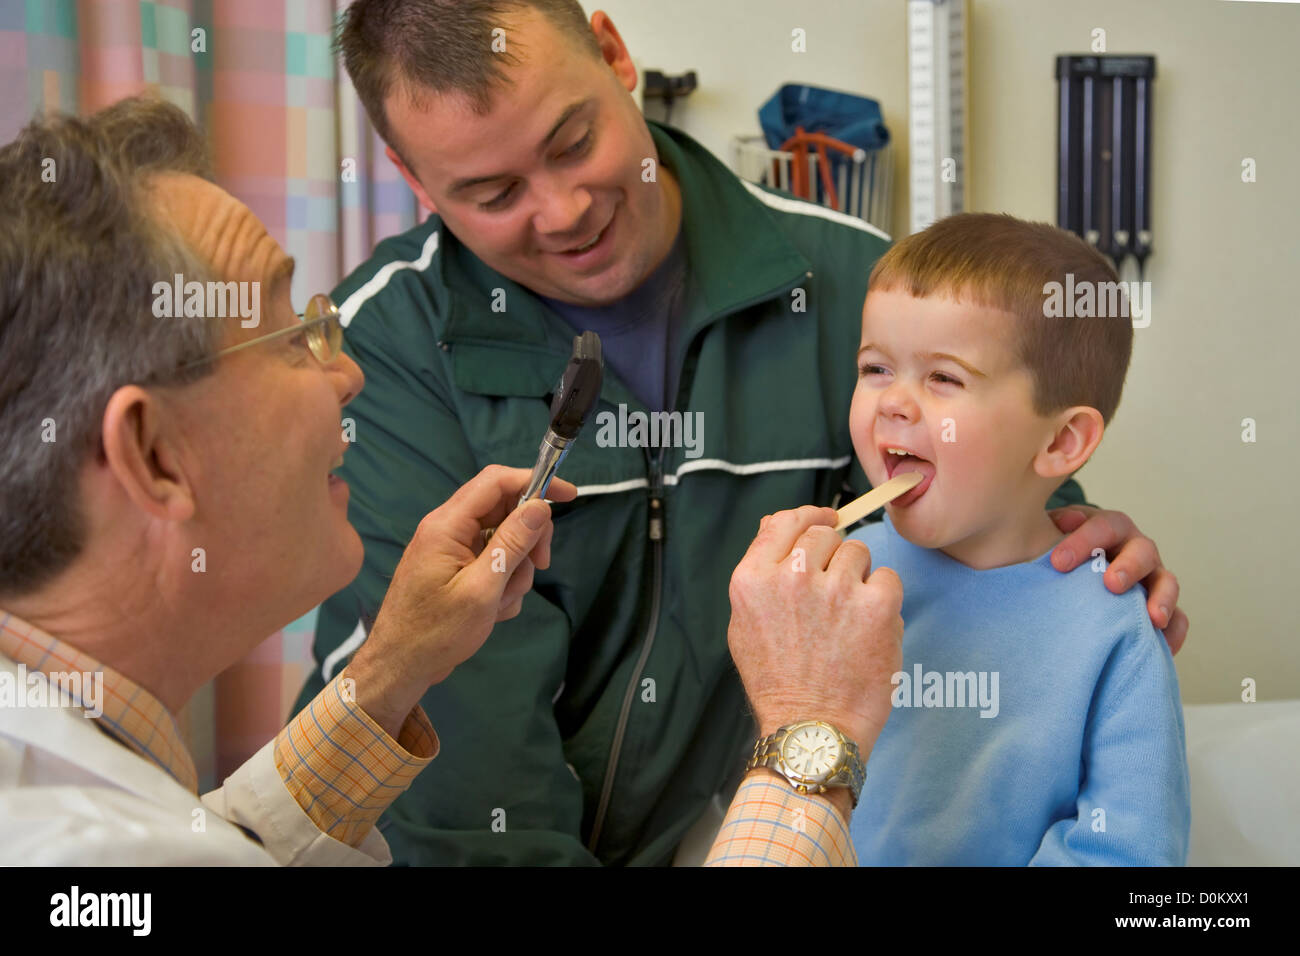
[833,472,924,532]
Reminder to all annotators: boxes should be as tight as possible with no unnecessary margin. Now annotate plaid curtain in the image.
[0,0,426,789]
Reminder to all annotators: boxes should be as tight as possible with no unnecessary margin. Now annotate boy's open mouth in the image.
[879,443,936,506]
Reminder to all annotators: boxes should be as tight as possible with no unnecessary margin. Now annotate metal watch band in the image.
[747,722,866,808]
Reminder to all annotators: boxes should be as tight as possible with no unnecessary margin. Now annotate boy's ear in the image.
[1034,407,1104,479]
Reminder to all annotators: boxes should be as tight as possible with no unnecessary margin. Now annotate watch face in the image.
[780,723,843,780]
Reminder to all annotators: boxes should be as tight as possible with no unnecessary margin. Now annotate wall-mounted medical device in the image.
[908,0,970,234]
[1056,54,1156,279]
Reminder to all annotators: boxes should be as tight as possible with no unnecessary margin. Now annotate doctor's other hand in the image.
[346,465,578,739]
[727,506,904,757]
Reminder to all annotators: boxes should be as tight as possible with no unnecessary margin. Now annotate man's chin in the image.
[333,525,365,590]
[310,523,367,607]
[539,268,634,308]
[538,245,654,306]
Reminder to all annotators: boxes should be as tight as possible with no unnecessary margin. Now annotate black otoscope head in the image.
[548,331,604,440]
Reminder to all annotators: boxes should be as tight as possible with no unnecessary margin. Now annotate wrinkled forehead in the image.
[145,173,289,284]
[143,172,295,341]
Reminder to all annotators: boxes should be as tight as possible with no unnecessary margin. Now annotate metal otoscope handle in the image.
[480,331,603,545]
[518,432,574,506]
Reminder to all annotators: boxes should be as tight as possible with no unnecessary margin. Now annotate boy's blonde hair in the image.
[868,213,1134,424]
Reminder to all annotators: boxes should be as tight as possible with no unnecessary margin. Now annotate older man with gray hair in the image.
[0,97,579,864]
[0,97,907,866]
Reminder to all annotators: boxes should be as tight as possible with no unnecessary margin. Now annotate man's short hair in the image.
[338,0,602,162]
[0,96,219,598]
[867,212,1135,425]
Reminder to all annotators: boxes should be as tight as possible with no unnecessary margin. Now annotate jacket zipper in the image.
[587,445,664,853]
[584,268,811,857]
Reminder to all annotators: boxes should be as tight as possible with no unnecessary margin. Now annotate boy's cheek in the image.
[938,424,1005,488]
[848,395,877,468]
[850,434,879,483]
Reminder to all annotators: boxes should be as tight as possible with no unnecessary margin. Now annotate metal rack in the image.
[731,134,894,237]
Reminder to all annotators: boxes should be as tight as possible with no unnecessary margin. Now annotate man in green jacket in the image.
[297,0,1187,865]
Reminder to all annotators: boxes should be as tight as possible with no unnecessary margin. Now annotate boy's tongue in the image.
[887,454,935,482]
[887,455,936,505]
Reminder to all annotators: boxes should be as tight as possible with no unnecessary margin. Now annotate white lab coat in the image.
[0,656,390,865]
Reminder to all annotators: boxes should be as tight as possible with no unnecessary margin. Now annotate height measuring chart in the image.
[907,0,970,234]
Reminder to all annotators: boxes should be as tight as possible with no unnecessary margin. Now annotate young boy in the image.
[844,213,1189,865]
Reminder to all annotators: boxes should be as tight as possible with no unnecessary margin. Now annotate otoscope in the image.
[484,331,603,542]
[518,330,603,505]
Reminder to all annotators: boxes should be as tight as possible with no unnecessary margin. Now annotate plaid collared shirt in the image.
[0,611,435,848]
[2,609,854,864]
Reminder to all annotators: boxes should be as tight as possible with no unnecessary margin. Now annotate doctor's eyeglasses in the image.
[177,293,344,371]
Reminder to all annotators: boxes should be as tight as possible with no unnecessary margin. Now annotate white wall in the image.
[596,0,1300,704]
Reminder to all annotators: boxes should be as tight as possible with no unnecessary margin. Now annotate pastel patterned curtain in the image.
[0,0,426,789]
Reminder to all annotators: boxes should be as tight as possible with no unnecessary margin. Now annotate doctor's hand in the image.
[727,506,904,763]
[346,465,577,740]
[1047,505,1187,655]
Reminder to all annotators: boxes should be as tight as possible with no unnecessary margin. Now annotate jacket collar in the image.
[437,119,812,352]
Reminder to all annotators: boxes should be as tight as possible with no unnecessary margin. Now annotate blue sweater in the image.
[844,515,1190,865]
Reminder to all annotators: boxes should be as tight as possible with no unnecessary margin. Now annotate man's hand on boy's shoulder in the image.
[1045,505,1187,655]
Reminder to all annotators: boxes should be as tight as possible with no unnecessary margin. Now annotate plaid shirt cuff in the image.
[273,672,437,848]
[704,773,858,867]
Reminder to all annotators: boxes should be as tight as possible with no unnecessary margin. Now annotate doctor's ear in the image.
[99,386,196,523]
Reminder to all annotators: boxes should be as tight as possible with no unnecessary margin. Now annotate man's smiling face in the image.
[384,8,681,307]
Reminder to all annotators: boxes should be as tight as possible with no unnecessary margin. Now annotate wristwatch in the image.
[748,720,866,808]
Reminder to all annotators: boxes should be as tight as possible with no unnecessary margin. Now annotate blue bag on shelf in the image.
[758,84,890,152]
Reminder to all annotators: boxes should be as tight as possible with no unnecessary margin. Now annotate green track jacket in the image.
[295,120,1088,865]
